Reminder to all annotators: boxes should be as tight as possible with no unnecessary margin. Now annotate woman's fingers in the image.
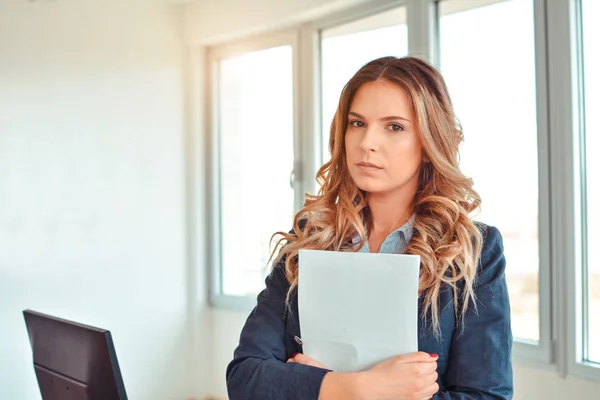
[418,361,438,376]
[287,353,327,369]
[416,379,440,399]
[293,353,327,368]
[394,351,438,364]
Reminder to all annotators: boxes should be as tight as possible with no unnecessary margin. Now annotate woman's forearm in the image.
[318,372,364,400]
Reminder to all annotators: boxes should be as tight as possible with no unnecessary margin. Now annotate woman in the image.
[226,56,513,399]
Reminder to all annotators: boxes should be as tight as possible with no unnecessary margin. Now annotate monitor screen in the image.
[23,309,128,400]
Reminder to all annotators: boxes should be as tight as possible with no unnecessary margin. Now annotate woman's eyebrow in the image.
[349,111,411,123]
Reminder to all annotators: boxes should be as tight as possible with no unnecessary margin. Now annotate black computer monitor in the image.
[23,309,128,400]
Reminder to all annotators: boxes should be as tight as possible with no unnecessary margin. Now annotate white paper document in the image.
[298,249,420,373]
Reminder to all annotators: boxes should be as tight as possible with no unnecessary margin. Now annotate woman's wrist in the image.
[318,371,366,400]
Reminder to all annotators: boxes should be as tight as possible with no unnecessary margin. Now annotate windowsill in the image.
[210,293,257,313]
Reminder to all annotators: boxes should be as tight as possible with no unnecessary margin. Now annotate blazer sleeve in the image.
[433,225,514,399]
[226,259,329,400]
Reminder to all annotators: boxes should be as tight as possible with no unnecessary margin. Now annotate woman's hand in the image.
[287,353,328,369]
[358,351,439,400]
[317,351,439,400]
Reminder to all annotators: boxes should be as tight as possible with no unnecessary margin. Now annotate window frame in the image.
[206,30,302,311]
[551,0,600,382]
[435,0,554,366]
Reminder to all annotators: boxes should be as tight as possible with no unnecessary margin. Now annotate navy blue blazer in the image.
[226,224,513,399]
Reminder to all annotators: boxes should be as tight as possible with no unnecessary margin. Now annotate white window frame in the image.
[513,0,553,367]
[206,30,303,311]
[546,0,600,382]
[575,0,600,378]
[434,0,554,367]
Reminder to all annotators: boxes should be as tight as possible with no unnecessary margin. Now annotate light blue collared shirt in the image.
[353,214,416,254]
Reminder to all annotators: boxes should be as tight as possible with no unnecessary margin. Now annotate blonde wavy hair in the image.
[270,56,483,335]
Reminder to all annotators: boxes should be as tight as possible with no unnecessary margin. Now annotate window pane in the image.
[581,0,600,364]
[218,46,295,296]
[440,0,540,341]
[321,7,408,163]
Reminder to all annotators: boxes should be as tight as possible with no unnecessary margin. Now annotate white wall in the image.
[0,0,211,399]
[514,365,600,399]
[184,1,600,399]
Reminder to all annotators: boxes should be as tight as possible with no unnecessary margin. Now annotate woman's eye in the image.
[350,120,365,128]
[387,123,404,132]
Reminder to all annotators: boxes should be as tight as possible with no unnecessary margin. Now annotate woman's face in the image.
[345,79,424,197]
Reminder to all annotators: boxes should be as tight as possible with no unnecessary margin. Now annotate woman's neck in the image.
[367,191,414,235]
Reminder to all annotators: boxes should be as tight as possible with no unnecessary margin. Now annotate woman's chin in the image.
[354,179,387,194]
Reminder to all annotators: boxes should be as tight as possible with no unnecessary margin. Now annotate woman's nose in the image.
[359,127,379,152]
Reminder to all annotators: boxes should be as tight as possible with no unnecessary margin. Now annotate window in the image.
[211,43,296,299]
[439,0,542,344]
[580,0,600,365]
[320,6,408,163]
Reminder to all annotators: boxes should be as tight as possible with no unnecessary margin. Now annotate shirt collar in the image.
[352,213,416,246]
[398,213,416,243]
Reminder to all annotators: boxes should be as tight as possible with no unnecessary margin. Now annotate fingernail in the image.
[430,353,439,358]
